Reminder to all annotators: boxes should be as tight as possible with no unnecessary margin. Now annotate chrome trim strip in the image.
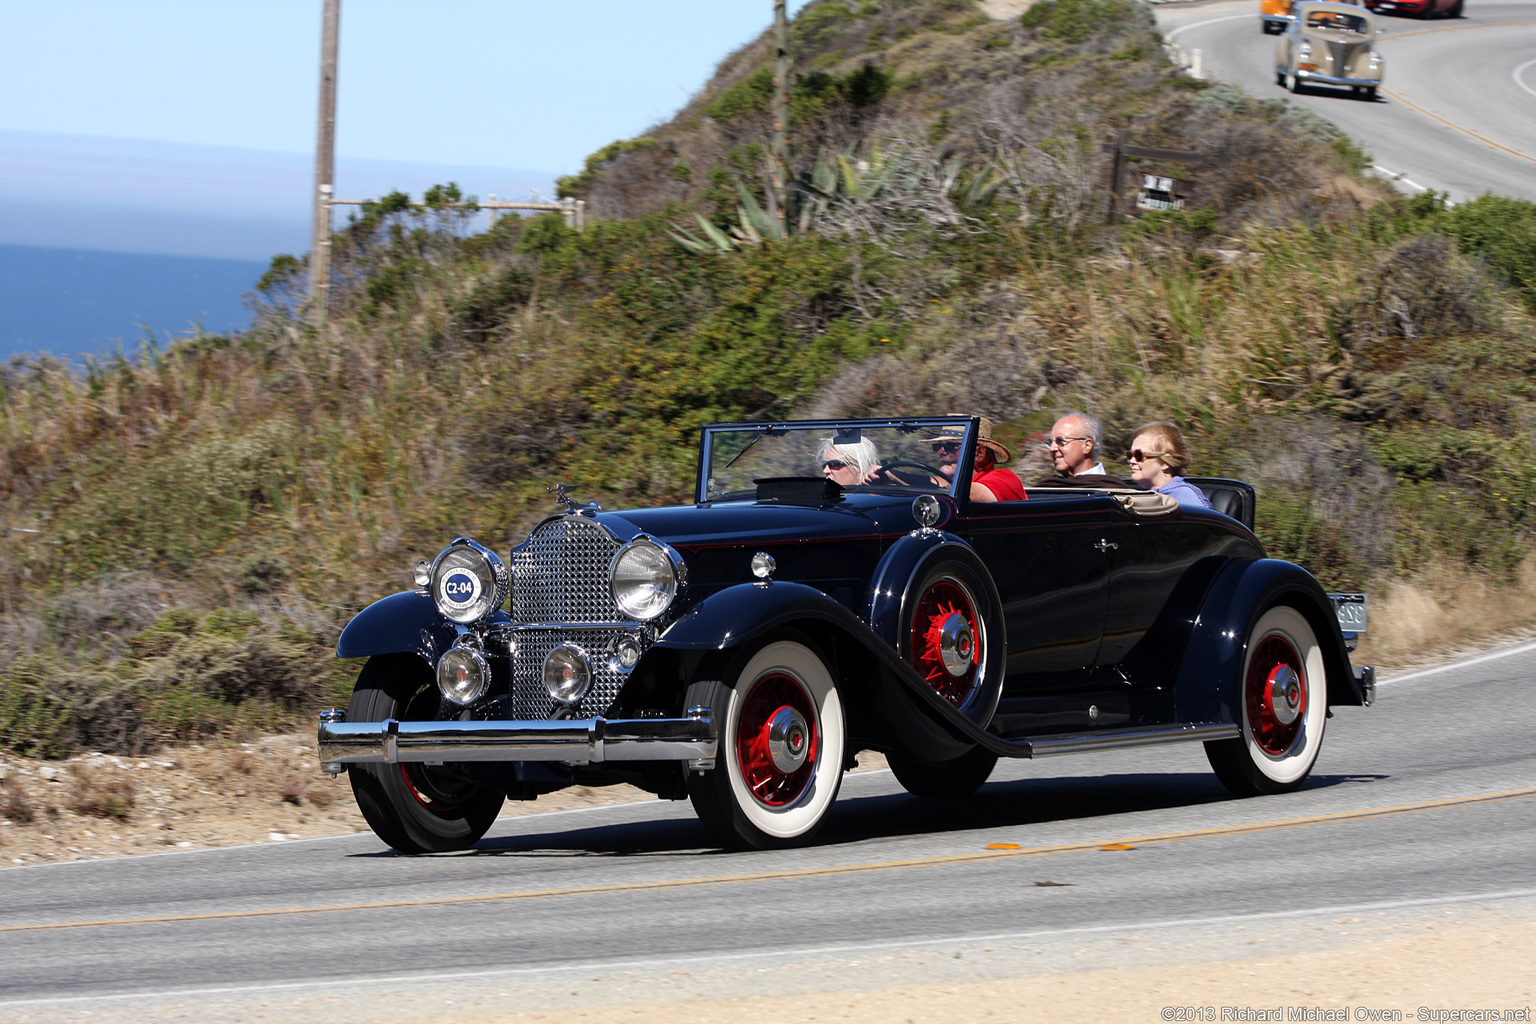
[1027,722,1240,757]
[318,708,716,766]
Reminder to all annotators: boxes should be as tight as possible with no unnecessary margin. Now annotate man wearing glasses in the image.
[1047,412,1106,477]
[926,418,1025,502]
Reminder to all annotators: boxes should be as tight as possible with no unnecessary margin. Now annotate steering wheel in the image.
[878,460,946,487]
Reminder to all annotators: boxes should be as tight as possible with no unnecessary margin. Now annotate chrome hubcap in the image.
[1268,665,1302,725]
[938,613,974,677]
[766,705,810,773]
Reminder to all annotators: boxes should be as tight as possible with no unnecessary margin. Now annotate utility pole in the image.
[309,0,340,326]
[769,0,790,224]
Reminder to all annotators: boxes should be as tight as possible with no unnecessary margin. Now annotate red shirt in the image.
[973,467,1027,501]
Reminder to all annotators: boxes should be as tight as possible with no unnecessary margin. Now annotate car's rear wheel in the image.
[1418,0,1436,17]
[888,746,998,799]
[1205,606,1328,797]
[1449,0,1463,15]
[687,636,846,850]
[347,654,505,854]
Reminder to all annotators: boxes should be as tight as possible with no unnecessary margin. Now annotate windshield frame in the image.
[695,416,981,504]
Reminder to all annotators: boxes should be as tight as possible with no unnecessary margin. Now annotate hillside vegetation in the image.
[2,0,1535,759]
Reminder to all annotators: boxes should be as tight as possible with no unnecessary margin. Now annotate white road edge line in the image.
[1164,12,1254,40]
[1379,637,1536,687]
[1369,163,1432,193]
[6,887,1535,1009]
[1515,58,1536,100]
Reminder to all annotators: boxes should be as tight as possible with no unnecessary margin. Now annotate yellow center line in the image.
[1376,19,1536,166]
[4,787,1533,935]
[1383,87,1536,165]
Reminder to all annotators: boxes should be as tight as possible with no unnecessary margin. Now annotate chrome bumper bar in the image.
[1297,71,1380,87]
[317,706,716,774]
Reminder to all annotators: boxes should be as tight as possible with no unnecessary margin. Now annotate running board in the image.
[994,722,1241,759]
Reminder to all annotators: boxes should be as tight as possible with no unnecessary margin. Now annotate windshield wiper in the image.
[721,425,785,470]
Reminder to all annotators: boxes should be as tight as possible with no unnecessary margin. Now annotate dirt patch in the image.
[0,737,653,867]
[979,0,1038,18]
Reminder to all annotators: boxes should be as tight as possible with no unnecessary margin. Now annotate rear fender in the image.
[1175,558,1360,724]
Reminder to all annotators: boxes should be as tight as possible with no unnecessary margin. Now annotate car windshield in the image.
[699,418,975,501]
[1306,10,1367,30]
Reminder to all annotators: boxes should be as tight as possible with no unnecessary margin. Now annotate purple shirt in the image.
[1157,477,1214,509]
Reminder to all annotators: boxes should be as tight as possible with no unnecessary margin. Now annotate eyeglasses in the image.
[1048,436,1088,448]
[1125,449,1169,463]
[931,442,962,453]
[821,460,848,471]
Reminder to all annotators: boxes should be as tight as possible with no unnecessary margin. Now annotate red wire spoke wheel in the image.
[734,671,820,809]
[687,637,846,849]
[909,576,983,708]
[1245,633,1307,756]
[1205,605,1329,797]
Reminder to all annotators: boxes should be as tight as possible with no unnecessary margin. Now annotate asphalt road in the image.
[2,640,1534,1021]
[1156,0,1536,202]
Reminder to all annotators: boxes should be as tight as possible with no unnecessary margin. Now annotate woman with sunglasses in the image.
[1125,421,1214,509]
[818,437,882,487]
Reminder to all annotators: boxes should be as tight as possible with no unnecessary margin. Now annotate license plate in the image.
[1329,593,1367,632]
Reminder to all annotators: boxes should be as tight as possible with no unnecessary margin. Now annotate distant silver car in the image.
[1275,1,1385,98]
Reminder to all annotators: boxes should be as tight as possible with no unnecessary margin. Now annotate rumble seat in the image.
[1184,477,1255,530]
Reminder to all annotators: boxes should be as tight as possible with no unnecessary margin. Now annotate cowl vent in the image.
[754,476,844,505]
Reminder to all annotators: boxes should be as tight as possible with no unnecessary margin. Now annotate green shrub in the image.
[1445,195,1536,304]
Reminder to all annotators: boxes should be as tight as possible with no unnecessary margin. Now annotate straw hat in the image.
[925,417,1012,462]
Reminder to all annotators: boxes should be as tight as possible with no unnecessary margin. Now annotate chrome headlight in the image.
[430,538,509,625]
[1297,40,1312,57]
[609,538,683,621]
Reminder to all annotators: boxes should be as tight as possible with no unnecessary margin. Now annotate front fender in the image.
[1175,558,1359,724]
[336,590,451,662]
[656,581,867,652]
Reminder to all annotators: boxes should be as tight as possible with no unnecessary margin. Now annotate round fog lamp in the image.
[437,645,490,705]
[543,645,593,703]
[607,636,642,674]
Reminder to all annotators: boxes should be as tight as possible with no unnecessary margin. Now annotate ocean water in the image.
[0,243,269,362]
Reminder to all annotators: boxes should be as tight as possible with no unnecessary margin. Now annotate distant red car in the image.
[1363,0,1462,18]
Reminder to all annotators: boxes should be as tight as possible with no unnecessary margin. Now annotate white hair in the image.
[819,437,880,481]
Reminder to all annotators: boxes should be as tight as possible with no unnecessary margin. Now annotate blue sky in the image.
[0,1,814,258]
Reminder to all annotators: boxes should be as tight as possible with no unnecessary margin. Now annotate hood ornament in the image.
[548,483,602,515]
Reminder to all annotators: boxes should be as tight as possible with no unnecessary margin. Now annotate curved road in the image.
[1,641,1534,1021]
[1157,0,1536,201]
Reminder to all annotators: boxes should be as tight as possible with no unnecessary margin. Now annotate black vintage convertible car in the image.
[317,417,1373,852]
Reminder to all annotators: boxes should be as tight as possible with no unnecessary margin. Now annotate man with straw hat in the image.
[926,417,1025,502]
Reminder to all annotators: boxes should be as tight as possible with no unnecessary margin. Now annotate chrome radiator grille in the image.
[512,516,622,623]
[509,516,629,718]
[1328,40,1365,75]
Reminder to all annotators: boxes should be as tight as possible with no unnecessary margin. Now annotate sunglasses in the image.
[1125,449,1168,463]
[821,459,849,471]
[1048,435,1088,448]
[931,442,962,453]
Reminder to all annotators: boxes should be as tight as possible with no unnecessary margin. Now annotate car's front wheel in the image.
[688,636,846,850]
[346,654,505,853]
[1205,605,1328,797]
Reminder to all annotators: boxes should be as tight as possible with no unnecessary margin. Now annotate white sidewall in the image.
[1242,606,1328,785]
[723,640,845,841]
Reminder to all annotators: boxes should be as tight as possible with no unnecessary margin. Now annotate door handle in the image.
[1095,538,1119,553]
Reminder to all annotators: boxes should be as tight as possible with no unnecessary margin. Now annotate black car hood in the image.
[600,495,911,549]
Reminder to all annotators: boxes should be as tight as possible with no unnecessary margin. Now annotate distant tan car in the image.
[1274,1,1385,98]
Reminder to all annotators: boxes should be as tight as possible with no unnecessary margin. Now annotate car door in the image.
[962,492,1115,688]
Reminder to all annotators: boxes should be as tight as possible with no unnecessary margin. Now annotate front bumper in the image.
[1297,70,1381,87]
[317,707,717,774]
[1261,13,1293,28]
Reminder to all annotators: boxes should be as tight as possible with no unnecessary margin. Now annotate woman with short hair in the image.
[1126,421,1213,509]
